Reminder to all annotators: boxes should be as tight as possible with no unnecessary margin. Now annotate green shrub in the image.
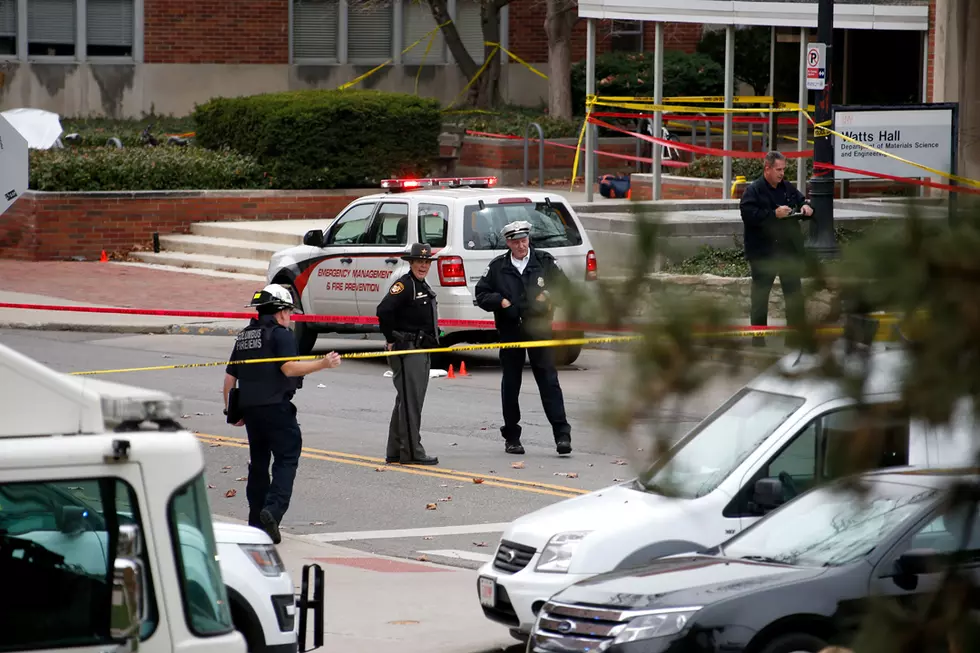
[571,50,725,115]
[193,89,442,189]
[447,108,582,139]
[677,156,813,180]
[60,116,197,148]
[30,147,267,191]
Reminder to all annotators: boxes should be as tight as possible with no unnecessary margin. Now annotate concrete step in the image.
[131,251,270,276]
[191,220,327,247]
[159,234,284,262]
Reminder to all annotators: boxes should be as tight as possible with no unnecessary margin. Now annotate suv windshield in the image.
[462,201,583,250]
[722,479,939,567]
[641,389,805,499]
[169,474,234,637]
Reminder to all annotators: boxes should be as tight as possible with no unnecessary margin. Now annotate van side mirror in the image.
[896,549,941,576]
[750,478,785,514]
[58,505,88,534]
[111,525,148,642]
[303,230,325,247]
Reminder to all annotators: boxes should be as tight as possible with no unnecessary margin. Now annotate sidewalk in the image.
[270,525,516,653]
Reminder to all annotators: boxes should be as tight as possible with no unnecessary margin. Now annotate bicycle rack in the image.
[523,122,545,188]
[297,563,325,651]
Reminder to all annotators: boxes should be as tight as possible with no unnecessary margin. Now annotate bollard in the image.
[523,122,545,189]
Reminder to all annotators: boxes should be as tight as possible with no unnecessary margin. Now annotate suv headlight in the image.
[613,608,701,644]
[240,544,286,577]
[535,531,591,573]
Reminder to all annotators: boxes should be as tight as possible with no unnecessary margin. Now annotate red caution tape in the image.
[589,117,814,160]
[813,162,980,196]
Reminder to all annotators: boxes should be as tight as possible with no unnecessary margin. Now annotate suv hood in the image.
[506,481,688,550]
[551,554,826,611]
[212,520,273,545]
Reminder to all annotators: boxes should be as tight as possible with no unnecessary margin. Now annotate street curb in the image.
[0,322,241,336]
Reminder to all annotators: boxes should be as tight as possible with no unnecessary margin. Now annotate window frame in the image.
[1,0,142,63]
[324,201,379,247]
[417,202,449,248]
[364,201,410,246]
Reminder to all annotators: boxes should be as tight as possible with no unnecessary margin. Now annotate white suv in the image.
[265,177,599,365]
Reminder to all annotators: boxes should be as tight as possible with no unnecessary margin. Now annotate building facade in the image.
[0,0,701,117]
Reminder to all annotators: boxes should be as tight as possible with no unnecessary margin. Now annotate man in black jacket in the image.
[739,151,814,345]
[475,220,572,456]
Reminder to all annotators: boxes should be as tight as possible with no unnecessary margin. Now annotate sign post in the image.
[806,0,838,258]
[0,115,29,218]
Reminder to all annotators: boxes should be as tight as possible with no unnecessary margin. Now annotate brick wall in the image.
[508,0,703,64]
[144,0,288,64]
[458,136,637,169]
[0,190,370,262]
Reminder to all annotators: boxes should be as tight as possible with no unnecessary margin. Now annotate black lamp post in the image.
[806,0,839,257]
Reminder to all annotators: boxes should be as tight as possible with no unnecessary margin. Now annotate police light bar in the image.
[381,176,498,191]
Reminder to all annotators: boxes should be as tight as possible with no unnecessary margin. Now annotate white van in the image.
[476,342,980,638]
[264,177,599,365]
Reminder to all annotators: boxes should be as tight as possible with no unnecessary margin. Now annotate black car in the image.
[528,467,980,653]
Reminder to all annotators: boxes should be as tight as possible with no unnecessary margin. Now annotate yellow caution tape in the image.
[447,44,500,108]
[600,95,774,105]
[489,42,549,80]
[446,41,548,108]
[337,20,453,91]
[414,28,440,95]
[591,97,800,114]
[802,111,980,189]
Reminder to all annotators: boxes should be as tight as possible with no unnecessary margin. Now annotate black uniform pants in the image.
[242,401,302,526]
[499,344,570,443]
[387,351,430,461]
[749,256,805,345]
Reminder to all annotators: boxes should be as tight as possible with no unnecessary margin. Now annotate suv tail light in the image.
[585,250,598,281]
[438,256,467,286]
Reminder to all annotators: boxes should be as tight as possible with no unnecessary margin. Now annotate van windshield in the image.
[641,389,805,499]
[462,201,583,250]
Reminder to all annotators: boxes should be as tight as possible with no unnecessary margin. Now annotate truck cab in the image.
[0,342,246,653]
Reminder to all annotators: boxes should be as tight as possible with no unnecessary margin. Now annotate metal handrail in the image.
[523,122,545,188]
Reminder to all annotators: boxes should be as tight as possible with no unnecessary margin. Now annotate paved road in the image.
[2,328,755,571]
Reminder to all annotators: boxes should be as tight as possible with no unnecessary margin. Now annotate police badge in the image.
[537,276,545,287]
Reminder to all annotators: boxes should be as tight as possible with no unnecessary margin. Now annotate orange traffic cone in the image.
[459,361,469,376]
[447,364,456,379]
[99,250,108,262]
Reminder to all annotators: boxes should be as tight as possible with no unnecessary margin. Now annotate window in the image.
[418,203,448,248]
[87,0,134,57]
[463,201,584,250]
[402,0,443,64]
[455,0,484,63]
[347,3,392,62]
[293,0,339,60]
[767,420,817,492]
[28,0,75,57]
[640,389,806,499]
[609,19,642,53]
[0,477,159,649]
[906,506,980,557]
[326,202,377,245]
[169,475,233,637]
[367,202,409,245]
[0,0,15,55]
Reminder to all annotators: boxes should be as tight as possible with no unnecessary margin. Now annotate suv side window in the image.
[365,202,409,245]
[0,478,158,649]
[419,203,449,248]
[326,203,378,245]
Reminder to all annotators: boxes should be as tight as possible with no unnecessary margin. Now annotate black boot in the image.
[556,436,572,455]
[505,441,525,455]
[402,454,439,465]
[258,508,281,544]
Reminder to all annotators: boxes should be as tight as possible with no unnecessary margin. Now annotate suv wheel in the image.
[286,284,318,354]
[758,632,828,653]
[553,344,582,366]
[230,598,267,653]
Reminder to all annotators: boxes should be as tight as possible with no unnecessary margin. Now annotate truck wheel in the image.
[287,284,318,354]
[758,633,828,653]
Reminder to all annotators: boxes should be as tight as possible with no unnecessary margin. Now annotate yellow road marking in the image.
[196,433,589,499]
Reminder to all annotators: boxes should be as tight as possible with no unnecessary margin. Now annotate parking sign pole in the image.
[806,0,839,257]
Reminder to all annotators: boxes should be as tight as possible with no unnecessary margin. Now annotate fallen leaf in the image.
[455,485,465,489]
[375,467,387,472]
[451,442,458,446]
[438,496,452,502]
[488,470,497,474]
[613,478,624,482]
[181,414,191,419]
[613,459,628,465]
[440,484,448,487]
[568,472,579,479]
[473,541,489,547]
[317,383,327,388]
[207,484,216,489]
[473,478,485,484]
[554,472,569,477]
[209,444,221,447]
[195,412,210,416]
[225,489,237,498]
[310,521,325,526]
[222,466,232,470]
[236,476,247,481]
[423,536,434,540]
[388,620,420,625]
[162,354,171,358]
[425,503,437,510]
[637,448,645,452]
[480,427,487,431]
[589,463,595,467]
[511,461,525,469]
[416,555,429,562]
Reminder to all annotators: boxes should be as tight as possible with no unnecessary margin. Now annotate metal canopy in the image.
[577,1,929,31]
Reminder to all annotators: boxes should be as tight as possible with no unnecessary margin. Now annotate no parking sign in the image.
[806,43,827,91]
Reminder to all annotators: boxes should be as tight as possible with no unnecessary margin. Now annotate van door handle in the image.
[340,258,353,264]
[385,258,398,264]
